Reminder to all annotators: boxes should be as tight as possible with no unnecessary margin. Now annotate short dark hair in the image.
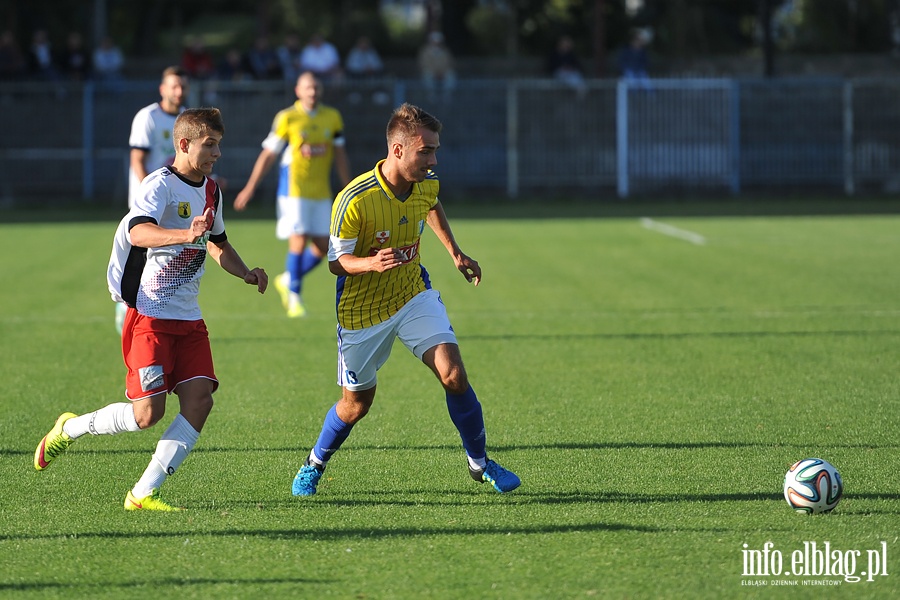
[161,65,188,82]
[386,103,442,145]
[173,107,224,148]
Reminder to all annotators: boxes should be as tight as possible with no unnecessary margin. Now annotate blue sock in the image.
[446,385,487,460]
[298,248,322,278]
[311,403,354,465]
[285,251,302,294]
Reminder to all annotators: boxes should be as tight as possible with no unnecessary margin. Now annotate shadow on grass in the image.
[227,490,788,508]
[4,439,898,458]
[0,520,697,543]
[461,329,900,343]
[204,328,900,347]
[217,490,899,509]
[0,577,329,593]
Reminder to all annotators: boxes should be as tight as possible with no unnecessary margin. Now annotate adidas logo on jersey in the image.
[398,216,408,225]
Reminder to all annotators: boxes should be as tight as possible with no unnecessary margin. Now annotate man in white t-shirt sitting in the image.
[300,33,342,82]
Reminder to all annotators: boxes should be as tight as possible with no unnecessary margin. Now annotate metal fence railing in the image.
[2,76,899,207]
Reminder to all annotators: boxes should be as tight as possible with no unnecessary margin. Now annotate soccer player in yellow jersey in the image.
[291,103,520,496]
[234,71,351,317]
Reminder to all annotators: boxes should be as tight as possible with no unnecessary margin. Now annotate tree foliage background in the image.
[1,0,898,69]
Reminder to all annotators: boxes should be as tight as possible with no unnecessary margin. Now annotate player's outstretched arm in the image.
[208,240,268,294]
[426,201,481,286]
[234,149,279,211]
[329,248,407,276]
[130,209,213,248]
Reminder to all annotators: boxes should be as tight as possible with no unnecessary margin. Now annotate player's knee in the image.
[134,404,165,429]
[339,391,373,424]
[346,399,372,423]
[440,366,469,395]
[195,394,214,416]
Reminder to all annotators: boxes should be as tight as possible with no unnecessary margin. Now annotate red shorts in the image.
[121,307,218,401]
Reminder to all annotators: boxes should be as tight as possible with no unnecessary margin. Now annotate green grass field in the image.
[1,206,899,599]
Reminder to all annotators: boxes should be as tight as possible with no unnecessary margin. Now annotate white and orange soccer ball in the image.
[783,458,843,514]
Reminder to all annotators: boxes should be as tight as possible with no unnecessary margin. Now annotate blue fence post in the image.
[730,79,741,195]
[506,79,519,199]
[82,82,95,201]
[394,79,406,106]
[843,81,854,196]
[616,80,629,198]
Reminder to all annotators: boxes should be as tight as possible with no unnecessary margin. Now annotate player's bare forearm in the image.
[234,149,278,209]
[131,208,212,248]
[427,202,481,285]
[426,202,460,255]
[130,222,195,248]
[335,146,352,187]
[208,241,268,293]
[330,249,406,276]
[130,148,149,182]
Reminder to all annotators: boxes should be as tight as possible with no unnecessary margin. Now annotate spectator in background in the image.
[277,32,303,83]
[246,35,281,80]
[547,35,585,94]
[0,30,27,81]
[217,47,250,82]
[61,32,90,81]
[181,36,215,80]
[28,29,59,81]
[617,29,651,88]
[300,33,342,83]
[418,31,456,102]
[93,36,125,83]
[345,35,384,79]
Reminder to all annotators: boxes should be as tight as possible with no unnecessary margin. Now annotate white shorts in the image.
[336,289,458,391]
[276,196,332,239]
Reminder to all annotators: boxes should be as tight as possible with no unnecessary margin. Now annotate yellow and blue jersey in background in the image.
[269,101,344,199]
[330,160,439,329]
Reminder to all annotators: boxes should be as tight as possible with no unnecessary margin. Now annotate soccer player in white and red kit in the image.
[34,108,268,511]
[115,67,189,334]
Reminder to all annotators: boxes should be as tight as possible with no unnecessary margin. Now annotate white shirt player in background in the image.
[34,107,268,511]
[117,66,189,333]
[128,66,188,209]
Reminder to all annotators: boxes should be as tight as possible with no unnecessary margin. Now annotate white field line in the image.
[640,217,707,245]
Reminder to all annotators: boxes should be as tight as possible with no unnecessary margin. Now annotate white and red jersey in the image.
[108,167,225,321]
[128,102,184,208]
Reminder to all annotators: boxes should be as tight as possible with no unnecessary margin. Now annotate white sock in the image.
[63,403,140,439]
[131,414,199,498]
[308,450,325,468]
[467,454,487,471]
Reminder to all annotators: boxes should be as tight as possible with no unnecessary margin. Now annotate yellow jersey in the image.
[331,160,440,329]
[269,101,344,199]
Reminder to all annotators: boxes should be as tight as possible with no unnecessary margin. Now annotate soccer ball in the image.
[783,458,843,514]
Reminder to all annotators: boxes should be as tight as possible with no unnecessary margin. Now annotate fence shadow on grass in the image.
[461,328,900,343]
[4,439,899,457]
[0,520,695,544]
[247,490,900,507]
[0,577,330,593]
